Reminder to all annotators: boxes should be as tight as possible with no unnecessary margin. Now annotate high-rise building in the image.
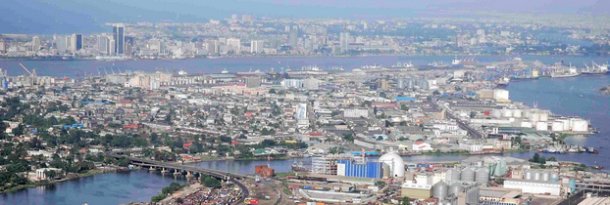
[71,34,83,52]
[113,24,125,55]
[0,40,6,53]
[339,32,350,54]
[250,40,264,54]
[97,34,111,55]
[226,38,241,54]
[288,26,298,48]
[206,40,219,55]
[31,36,41,51]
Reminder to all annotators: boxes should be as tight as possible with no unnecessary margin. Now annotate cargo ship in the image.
[581,62,608,75]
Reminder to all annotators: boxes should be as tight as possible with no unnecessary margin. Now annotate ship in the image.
[551,67,579,78]
[581,62,608,75]
[496,77,510,88]
[291,160,309,172]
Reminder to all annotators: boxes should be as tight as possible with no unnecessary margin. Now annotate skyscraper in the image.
[339,32,350,54]
[71,34,83,52]
[113,24,125,55]
[97,34,111,55]
[250,40,264,54]
[31,36,41,51]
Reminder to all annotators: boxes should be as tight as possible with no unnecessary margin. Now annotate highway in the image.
[106,153,249,204]
[429,98,485,139]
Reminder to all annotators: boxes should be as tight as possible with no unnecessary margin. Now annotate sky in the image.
[0,0,606,34]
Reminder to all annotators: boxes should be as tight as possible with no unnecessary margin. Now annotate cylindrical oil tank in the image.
[476,168,489,186]
[449,183,463,196]
[432,181,448,199]
[551,173,559,182]
[446,168,461,183]
[461,168,475,182]
[533,172,541,181]
[512,109,522,118]
[542,172,550,181]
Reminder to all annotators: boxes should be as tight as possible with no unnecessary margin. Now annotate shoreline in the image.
[0,168,116,194]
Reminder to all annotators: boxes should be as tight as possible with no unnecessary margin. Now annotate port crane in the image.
[18,63,37,85]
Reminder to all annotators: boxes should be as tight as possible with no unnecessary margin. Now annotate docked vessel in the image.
[551,67,579,78]
[581,62,608,75]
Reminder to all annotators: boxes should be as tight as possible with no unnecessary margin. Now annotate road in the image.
[107,153,250,205]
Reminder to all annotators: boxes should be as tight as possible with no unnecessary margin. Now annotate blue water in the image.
[507,75,610,168]
[0,171,183,205]
[1,55,608,78]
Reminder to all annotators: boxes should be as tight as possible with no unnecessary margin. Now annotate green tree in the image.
[202,176,221,188]
[401,196,411,205]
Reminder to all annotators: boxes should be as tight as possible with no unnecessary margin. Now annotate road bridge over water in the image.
[106,153,249,204]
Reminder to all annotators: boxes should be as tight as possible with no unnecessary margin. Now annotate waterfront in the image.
[1,55,609,78]
[0,171,183,205]
[1,60,610,205]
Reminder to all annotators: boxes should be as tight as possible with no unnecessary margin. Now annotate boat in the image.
[496,77,510,87]
[291,161,308,172]
[586,147,599,154]
[592,165,604,170]
[551,67,579,78]
[581,62,609,75]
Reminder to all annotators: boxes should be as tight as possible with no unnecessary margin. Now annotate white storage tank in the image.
[551,173,559,182]
[539,111,549,122]
[476,168,489,186]
[536,121,548,131]
[446,168,461,183]
[570,118,588,132]
[461,168,475,182]
[449,183,463,196]
[551,121,565,132]
[491,109,502,118]
[542,172,550,181]
[530,112,540,122]
[558,118,571,131]
[502,109,512,118]
[512,109,522,118]
[432,181,449,199]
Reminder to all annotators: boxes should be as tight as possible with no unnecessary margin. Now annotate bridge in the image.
[106,153,249,204]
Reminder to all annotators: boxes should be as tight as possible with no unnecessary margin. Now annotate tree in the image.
[202,176,221,188]
[44,170,57,180]
[401,196,411,205]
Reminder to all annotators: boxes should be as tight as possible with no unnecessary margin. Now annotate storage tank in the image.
[539,112,549,122]
[533,172,541,181]
[491,109,502,118]
[551,173,559,182]
[530,112,540,122]
[446,168,461,183]
[570,118,588,132]
[432,181,449,199]
[449,183,463,196]
[542,172,550,181]
[476,168,489,186]
[536,121,548,131]
[551,121,565,132]
[502,109,512,118]
[512,109,522,118]
[461,168,475,182]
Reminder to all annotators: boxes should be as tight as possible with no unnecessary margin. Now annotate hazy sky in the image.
[0,0,607,34]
